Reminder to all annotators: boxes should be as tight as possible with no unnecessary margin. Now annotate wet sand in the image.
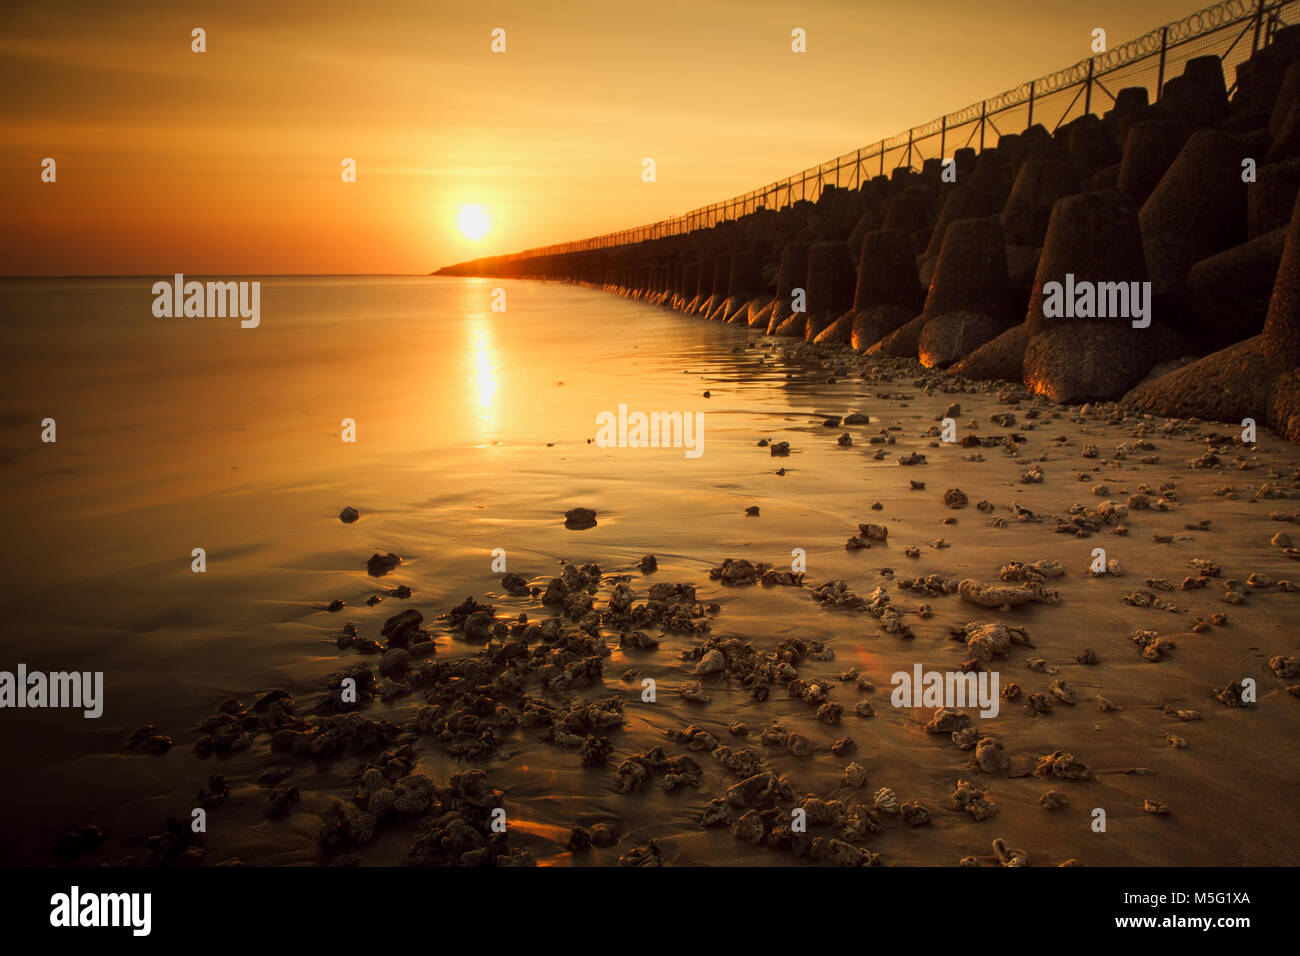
[2,276,1297,866]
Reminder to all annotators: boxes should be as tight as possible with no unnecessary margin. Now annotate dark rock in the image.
[366,553,401,577]
[564,507,598,530]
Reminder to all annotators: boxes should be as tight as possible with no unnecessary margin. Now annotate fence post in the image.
[855,148,861,188]
[1027,80,1035,127]
[979,100,986,150]
[906,129,913,170]
[940,116,946,162]
[1157,26,1168,94]
[1253,0,1265,51]
[879,147,884,177]
[1084,57,1094,115]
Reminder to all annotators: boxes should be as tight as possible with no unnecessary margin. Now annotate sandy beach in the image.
[4,277,1296,867]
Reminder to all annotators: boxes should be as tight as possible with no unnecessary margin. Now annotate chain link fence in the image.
[496,0,1296,262]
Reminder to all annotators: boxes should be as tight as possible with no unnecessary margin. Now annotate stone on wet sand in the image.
[564,507,598,530]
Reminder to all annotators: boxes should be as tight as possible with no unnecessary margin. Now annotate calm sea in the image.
[0,276,892,863]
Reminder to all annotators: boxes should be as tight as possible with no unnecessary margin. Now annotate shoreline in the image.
[21,316,1300,868]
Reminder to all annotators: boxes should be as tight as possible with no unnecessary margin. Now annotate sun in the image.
[457,205,490,241]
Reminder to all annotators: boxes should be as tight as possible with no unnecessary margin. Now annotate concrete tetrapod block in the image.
[924,182,1004,260]
[1069,115,1122,185]
[1021,190,1160,402]
[910,227,932,258]
[1138,130,1247,297]
[917,217,1015,368]
[1186,227,1288,350]
[954,147,978,179]
[1234,40,1300,120]
[1262,186,1300,368]
[999,147,1081,246]
[720,246,765,323]
[997,134,1026,176]
[814,215,851,242]
[949,323,1028,383]
[675,260,699,311]
[847,204,884,263]
[863,176,890,206]
[766,241,810,334]
[882,194,931,235]
[815,228,922,347]
[747,298,776,329]
[867,313,926,358]
[1116,119,1193,206]
[1270,59,1300,140]
[1026,321,1178,403]
[1124,188,1300,440]
[1091,163,1121,191]
[1267,101,1300,162]
[970,150,1015,208]
[854,229,924,350]
[704,252,733,319]
[1004,244,1042,302]
[1251,158,1300,237]
[731,241,776,323]
[1020,123,1054,154]
[1026,190,1148,339]
[1159,56,1228,128]
[1110,86,1149,123]
[797,240,856,340]
[686,255,714,314]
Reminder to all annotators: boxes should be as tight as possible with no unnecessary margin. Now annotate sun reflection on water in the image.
[467,315,497,441]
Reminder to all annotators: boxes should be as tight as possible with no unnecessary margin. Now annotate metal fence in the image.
[494,0,1295,263]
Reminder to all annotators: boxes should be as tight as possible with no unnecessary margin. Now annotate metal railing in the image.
[489,0,1295,263]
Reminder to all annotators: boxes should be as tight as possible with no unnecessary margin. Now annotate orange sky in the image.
[2,0,1204,275]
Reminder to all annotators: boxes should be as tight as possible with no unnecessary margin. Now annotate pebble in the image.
[844,762,868,788]
[365,552,401,576]
[564,507,598,530]
[1039,791,1069,809]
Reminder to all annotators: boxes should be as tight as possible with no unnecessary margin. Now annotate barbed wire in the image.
[491,0,1292,262]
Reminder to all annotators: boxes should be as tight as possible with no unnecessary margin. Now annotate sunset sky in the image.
[3,0,1204,276]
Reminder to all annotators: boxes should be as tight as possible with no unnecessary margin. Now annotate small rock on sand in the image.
[366,552,401,577]
[564,507,598,530]
[845,762,868,788]
[339,507,359,523]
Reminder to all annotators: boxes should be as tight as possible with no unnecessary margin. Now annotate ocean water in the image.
[0,276,896,864]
